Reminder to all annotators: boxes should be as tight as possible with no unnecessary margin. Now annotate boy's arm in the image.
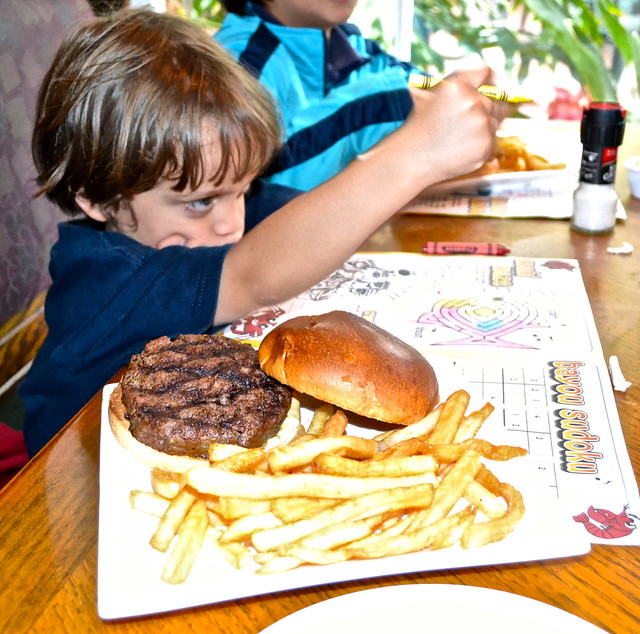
[214,67,500,326]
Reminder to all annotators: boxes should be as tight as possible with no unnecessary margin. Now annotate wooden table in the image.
[1,123,639,633]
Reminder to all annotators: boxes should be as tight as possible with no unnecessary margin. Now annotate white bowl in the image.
[624,156,640,198]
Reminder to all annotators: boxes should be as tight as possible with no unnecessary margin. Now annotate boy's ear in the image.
[75,193,108,222]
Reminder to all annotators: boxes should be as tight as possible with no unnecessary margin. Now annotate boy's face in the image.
[78,123,254,250]
[267,0,358,32]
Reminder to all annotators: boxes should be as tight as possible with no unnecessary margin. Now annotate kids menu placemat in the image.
[222,252,640,546]
[402,179,627,220]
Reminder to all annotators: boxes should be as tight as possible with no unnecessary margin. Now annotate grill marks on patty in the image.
[120,334,292,457]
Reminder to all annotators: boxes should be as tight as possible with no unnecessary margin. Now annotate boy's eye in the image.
[186,197,214,214]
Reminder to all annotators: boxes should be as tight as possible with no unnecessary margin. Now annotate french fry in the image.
[494,136,566,172]
[279,393,301,425]
[216,496,272,520]
[527,154,565,170]
[342,506,476,560]
[418,438,527,463]
[368,510,417,540]
[474,462,502,492]
[212,540,253,570]
[256,554,302,574]
[220,511,283,544]
[461,135,566,180]
[209,443,247,462]
[369,437,426,461]
[408,449,481,529]
[288,433,317,445]
[267,435,378,473]
[161,499,208,584]
[263,395,305,449]
[459,463,526,547]
[318,409,349,437]
[274,544,348,566]
[461,481,525,548]
[375,407,441,447]
[252,483,435,552]
[206,507,225,527]
[271,496,338,523]
[453,402,495,443]
[306,403,334,436]
[150,487,197,552]
[212,447,267,473]
[313,452,437,479]
[427,390,470,445]
[297,516,380,550]
[463,479,506,519]
[150,470,181,499]
[187,467,435,500]
[418,505,477,550]
[470,439,528,461]
[130,490,171,517]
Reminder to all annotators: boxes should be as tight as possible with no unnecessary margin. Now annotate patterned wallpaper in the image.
[0,0,93,329]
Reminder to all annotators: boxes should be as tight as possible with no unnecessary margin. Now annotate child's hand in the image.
[405,66,501,184]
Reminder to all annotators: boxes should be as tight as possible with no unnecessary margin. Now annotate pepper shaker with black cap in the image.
[571,102,626,234]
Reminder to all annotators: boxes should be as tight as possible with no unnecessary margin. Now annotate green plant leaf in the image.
[191,0,638,109]
[597,0,634,63]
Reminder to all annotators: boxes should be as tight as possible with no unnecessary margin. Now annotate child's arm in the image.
[215,67,500,325]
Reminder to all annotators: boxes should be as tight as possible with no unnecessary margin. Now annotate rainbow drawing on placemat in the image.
[417,296,548,349]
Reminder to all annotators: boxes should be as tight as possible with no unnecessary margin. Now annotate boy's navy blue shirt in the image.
[20,181,301,457]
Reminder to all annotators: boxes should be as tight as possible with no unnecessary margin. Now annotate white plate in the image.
[259,584,606,634]
[97,355,590,620]
[421,169,573,196]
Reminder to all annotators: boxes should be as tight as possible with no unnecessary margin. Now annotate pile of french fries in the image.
[488,135,567,173]
[129,389,527,584]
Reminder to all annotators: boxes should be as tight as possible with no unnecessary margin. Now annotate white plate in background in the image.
[420,169,573,196]
[419,120,581,197]
[260,584,607,634]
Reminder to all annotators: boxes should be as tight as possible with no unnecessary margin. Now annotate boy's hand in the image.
[405,66,502,184]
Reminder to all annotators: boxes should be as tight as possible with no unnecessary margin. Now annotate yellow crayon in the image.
[408,73,531,104]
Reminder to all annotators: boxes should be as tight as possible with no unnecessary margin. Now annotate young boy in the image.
[216,1,494,191]
[20,8,500,456]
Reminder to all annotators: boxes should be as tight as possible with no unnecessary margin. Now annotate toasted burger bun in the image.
[258,311,439,425]
[108,384,208,473]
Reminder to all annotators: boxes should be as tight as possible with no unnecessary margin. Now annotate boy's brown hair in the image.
[33,8,281,221]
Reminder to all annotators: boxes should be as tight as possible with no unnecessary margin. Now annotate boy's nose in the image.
[215,198,244,233]
[194,198,245,247]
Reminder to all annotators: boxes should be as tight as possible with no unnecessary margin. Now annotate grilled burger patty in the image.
[119,334,292,457]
